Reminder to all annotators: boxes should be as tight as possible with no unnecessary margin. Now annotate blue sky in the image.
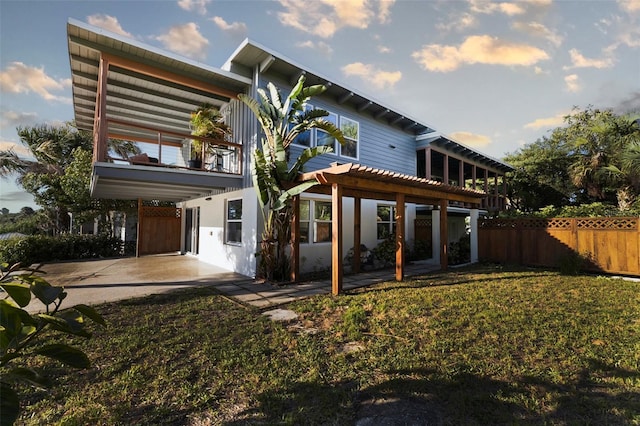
[1,0,639,212]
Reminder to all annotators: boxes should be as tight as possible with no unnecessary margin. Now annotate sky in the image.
[1,0,639,213]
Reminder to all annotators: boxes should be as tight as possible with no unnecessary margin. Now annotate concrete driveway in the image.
[24,254,250,312]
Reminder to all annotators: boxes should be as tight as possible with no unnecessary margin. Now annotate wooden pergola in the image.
[290,163,485,295]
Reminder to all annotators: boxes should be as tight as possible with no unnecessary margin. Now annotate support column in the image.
[432,208,440,264]
[439,199,448,270]
[290,195,300,282]
[470,208,479,263]
[136,198,142,258]
[353,197,361,274]
[425,147,432,179]
[395,193,405,281]
[331,183,343,295]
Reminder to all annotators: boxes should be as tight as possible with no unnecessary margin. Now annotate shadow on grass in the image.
[223,359,639,425]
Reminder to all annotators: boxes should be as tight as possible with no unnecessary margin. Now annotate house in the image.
[67,19,513,293]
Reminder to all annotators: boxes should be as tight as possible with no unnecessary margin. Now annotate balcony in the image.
[91,119,244,202]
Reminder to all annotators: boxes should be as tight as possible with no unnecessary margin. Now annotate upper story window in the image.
[316,112,338,153]
[292,108,359,160]
[340,117,359,159]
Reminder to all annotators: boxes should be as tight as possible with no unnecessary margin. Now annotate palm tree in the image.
[601,119,640,210]
[239,76,345,281]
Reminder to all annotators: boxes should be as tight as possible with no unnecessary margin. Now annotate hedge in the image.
[0,234,135,267]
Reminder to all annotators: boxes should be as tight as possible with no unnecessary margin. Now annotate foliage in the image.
[0,210,44,236]
[371,234,398,267]
[0,263,105,425]
[448,233,471,265]
[505,107,640,212]
[498,201,640,218]
[239,76,345,281]
[0,123,140,235]
[189,104,232,161]
[12,267,640,425]
[0,234,131,267]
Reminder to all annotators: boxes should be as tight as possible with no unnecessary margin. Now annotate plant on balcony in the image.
[239,76,345,281]
[189,104,232,169]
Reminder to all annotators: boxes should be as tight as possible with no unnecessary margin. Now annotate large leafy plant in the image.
[239,76,345,281]
[0,263,105,426]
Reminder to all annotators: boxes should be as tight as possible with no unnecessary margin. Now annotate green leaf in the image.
[25,276,63,305]
[0,381,20,426]
[35,344,90,368]
[72,304,106,326]
[273,180,319,211]
[6,367,52,388]
[36,314,91,338]
[0,282,31,307]
[288,146,333,179]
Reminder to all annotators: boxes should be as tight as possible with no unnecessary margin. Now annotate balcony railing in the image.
[96,119,243,175]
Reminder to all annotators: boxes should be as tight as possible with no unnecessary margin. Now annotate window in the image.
[299,200,311,243]
[291,104,313,147]
[377,205,396,240]
[316,112,338,153]
[226,199,242,244]
[340,117,359,159]
[314,201,332,243]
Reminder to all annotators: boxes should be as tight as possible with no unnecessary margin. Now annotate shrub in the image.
[0,234,126,266]
[448,234,471,265]
[0,262,105,425]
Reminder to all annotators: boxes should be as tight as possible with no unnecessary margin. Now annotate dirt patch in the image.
[356,396,442,426]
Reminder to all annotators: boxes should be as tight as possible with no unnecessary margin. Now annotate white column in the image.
[470,209,479,263]
[432,208,440,264]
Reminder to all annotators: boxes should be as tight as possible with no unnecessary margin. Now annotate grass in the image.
[14,265,640,425]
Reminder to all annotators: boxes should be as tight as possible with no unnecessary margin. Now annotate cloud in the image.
[524,112,567,130]
[512,21,563,47]
[0,140,33,158]
[378,45,391,54]
[618,0,640,13]
[211,16,247,37]
[449,131,491,148]
[341,62,402,89]
[0,62,71,103]
[86,14,132,37]
[177,0,211,15]
[437,13,477,32]
[377,0,396,23]
[564,74,581,92]
[565,48,615,69]
[156,23,209,61]
[412,35,549,72]
[296,40,333,56]
[0,110,38,130]
[277,0,391,38]
[534,66,549,74]
[468,0,525,16]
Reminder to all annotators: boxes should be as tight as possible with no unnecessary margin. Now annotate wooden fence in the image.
[478,217,640,276]
[137,206,182,256]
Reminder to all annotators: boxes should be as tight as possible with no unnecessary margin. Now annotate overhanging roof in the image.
[91,163,242,202]
[223,39,435,137]
[299,163,485,205]
[67,19,251,145]
[419,134,513,173]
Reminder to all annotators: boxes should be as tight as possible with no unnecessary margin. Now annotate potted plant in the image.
[189,103,232,169]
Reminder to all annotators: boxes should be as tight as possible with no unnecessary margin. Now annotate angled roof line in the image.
[223,38,438,135]
[418,132,513,171]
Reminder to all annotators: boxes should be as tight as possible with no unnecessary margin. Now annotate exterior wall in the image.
[182,188,258,277]
[297,195,417,274]
[259,74,417,175]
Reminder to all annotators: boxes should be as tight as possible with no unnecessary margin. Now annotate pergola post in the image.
[290,194,300,282]
[353,197,361,273]
[331,183,343,295]
[395,193,405,281]
[439,199,448,270]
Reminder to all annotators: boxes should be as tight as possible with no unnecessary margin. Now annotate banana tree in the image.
[239,76,345,281]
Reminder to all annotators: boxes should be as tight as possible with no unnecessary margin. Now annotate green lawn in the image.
[16,265,640,425]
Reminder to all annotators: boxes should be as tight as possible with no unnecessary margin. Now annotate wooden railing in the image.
[478,217,640,276]
[95,119,243,175]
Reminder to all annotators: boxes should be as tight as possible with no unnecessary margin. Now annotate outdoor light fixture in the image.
[388,144,396,149]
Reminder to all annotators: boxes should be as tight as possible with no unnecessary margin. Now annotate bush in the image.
[0,234,126,266]
[448,234,471,265]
